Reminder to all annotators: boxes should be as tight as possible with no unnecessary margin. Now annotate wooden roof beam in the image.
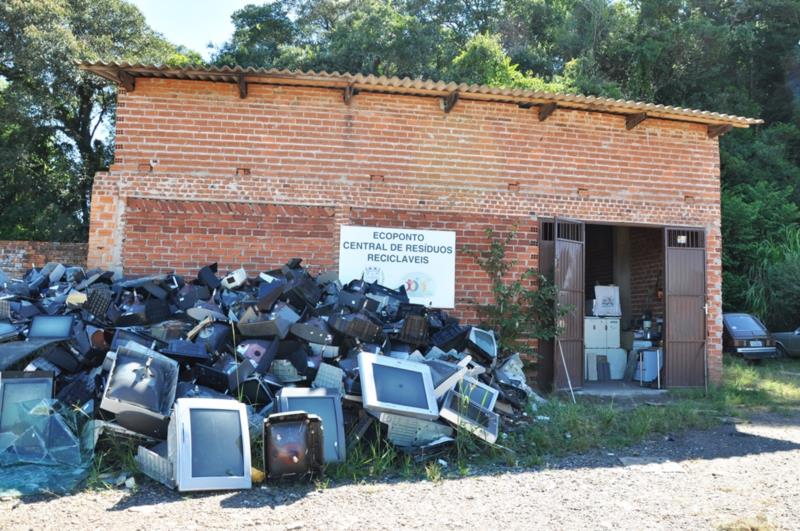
[626,112,647,130]
[238,75,247,99]
[343,83,358,104]
[538,102,557,121]
[707,124,733,138]
[441,90,459,113]
[118,70,135,92]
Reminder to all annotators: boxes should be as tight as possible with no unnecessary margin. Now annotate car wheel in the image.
[777,344,788,358]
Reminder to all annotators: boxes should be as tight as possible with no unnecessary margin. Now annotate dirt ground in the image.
[2,409,799,531]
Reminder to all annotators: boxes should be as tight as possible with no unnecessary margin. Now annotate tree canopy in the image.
[0,0,199,241]
[1,0,799,328]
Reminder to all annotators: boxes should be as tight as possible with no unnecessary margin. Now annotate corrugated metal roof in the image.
[80,61,762,128]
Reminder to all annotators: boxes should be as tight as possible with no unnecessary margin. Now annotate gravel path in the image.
[2,410,799,530]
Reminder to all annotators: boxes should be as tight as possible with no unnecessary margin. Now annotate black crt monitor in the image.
[172,397,251,491]
[27,315,75,340]
[262,411,324,480]
[100,345,179,439]
[276,387,346,463]
[0,371,54,435]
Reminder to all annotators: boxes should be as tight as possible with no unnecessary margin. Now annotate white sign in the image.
[339,225,456,308]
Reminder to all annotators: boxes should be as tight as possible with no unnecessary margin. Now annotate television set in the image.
[262,411,323,480]
[0,371,54,435]
[172,397,251,491]
[27,315,74,340]
[357,351,438,421]
[100,344,179,439]
[276,387,345,463]
[439,389,499,444]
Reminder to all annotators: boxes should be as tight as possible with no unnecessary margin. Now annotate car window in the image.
[724,315,765,333]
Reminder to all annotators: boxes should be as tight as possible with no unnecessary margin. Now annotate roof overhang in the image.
[81,61,763,131]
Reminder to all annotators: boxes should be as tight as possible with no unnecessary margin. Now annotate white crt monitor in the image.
[171,397,251,491]
[357,351,438,420]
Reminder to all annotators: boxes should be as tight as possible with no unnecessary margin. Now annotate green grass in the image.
[86,434,140,490]
[505,355,800,466]
[710,355,800,411]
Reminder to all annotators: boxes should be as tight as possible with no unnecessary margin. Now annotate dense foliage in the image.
[0,0,199,241]
[1,0,798,329]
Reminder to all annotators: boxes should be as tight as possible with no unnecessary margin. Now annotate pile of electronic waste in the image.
[0,260,538,494]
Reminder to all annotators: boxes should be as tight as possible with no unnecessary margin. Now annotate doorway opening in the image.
[537,220,707,394]
[582,224,665,392]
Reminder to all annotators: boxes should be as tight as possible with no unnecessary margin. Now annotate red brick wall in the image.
[123,199,338,275]
[585,224,614,295]
[630,227,665,321]
[122,199,535,323]
[0,240,87,279]
[87,77,724,383]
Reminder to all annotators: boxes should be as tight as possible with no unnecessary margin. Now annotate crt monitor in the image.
[0,371,54,435]
[172,397,251,491]
[439,389,499,444]
[276,387,345,463]
[357,351,438,420]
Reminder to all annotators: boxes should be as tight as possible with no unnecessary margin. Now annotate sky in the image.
[128,0,255,59]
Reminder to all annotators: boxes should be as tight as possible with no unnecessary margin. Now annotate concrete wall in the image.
[86,77,724,382]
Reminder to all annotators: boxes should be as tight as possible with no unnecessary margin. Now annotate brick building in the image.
[82,62,761,391]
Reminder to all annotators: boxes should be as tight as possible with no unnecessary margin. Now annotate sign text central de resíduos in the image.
[338,225,456,308]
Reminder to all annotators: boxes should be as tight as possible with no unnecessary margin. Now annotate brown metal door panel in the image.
[666,296,705,341]
[664,227,707,388]
[536,220,555,392]
[666,249,705,294]
[554,218,585,390]
[665,342,705,387]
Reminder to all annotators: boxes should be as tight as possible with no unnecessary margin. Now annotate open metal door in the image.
[554,218,585,390]
[664,227,707,388]
[536,219,555,392]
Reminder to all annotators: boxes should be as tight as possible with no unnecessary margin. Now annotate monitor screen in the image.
[28,315,74,340]
[0,379,52,433]
[456,399,493,429]
[457,379,496,410]
[285,396,338,462]
[470,328,496,357]
[373,364,428,410]
[190,408,245,478]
